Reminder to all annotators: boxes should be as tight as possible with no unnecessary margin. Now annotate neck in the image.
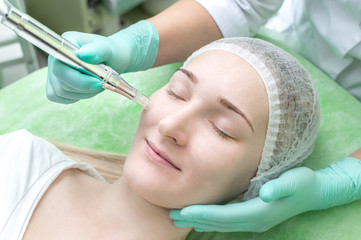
[82,176,191,240]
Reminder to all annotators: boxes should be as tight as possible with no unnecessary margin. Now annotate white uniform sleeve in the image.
[196,0,284,37]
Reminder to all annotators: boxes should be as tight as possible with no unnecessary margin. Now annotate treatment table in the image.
[0,37,361,240]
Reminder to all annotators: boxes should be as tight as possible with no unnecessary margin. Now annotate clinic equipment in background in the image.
[0,0,40,88]
[24,0,120,35]
[0,0,149,107]
[22,0,177,37]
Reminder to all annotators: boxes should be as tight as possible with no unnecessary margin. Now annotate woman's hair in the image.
[51,140,125,183]
[183,37,320,200]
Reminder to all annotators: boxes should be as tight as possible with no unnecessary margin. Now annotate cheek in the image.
[136,90,172,129]
[133,100,163,139]
[184,141,260,204]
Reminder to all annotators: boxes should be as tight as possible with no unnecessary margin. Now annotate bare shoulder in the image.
[22,169,90,240]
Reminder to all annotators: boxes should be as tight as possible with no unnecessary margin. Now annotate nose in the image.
[158,106,196,146]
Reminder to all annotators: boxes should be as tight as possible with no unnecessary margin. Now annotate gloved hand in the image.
[46,20,159,104]
[170,157,361,232]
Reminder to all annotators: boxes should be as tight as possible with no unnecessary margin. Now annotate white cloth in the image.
[197,0,361,101]
[196,0,283,37]
[0,130,104,240]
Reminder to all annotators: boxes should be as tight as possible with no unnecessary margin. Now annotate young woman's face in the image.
[124,50,268,208]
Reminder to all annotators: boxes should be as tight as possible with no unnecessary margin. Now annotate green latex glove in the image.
[170,157,361,232]
[46,20,159,104]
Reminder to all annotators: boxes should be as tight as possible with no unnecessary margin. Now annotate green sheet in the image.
[1,39,361,239]
[0,63,181,154]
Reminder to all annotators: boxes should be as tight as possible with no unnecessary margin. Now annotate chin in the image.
[123,160,181,209]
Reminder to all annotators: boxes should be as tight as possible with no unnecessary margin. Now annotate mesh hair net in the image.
[183,37,320,200]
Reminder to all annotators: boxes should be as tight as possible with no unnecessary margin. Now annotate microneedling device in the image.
[0,0,149,107]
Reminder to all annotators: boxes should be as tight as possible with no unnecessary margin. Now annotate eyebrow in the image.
[178,68,254,133]
[178,68,198,84]
[219,98,254,133]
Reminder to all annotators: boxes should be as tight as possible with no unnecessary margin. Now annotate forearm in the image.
[349,146,361,160]
[147,0,222,66]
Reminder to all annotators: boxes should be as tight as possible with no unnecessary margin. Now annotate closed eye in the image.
[209,121,233,140]
[166,87,185,101]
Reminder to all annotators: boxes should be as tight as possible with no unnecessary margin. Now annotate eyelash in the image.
[167,88,184,101]
[209,121,232,140]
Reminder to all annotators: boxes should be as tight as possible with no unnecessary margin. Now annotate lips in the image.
[146,139,181,171]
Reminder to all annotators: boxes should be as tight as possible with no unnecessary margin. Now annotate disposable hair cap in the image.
[183,37,320,200]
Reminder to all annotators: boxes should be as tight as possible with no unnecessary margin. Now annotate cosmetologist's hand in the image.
[47,20,159,104]
[170,157,361,232]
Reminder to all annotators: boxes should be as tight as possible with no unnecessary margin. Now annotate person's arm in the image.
[148,0,222,66]
[349,146,361,160]
[149,0,284,66]
[171,146,361,232]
